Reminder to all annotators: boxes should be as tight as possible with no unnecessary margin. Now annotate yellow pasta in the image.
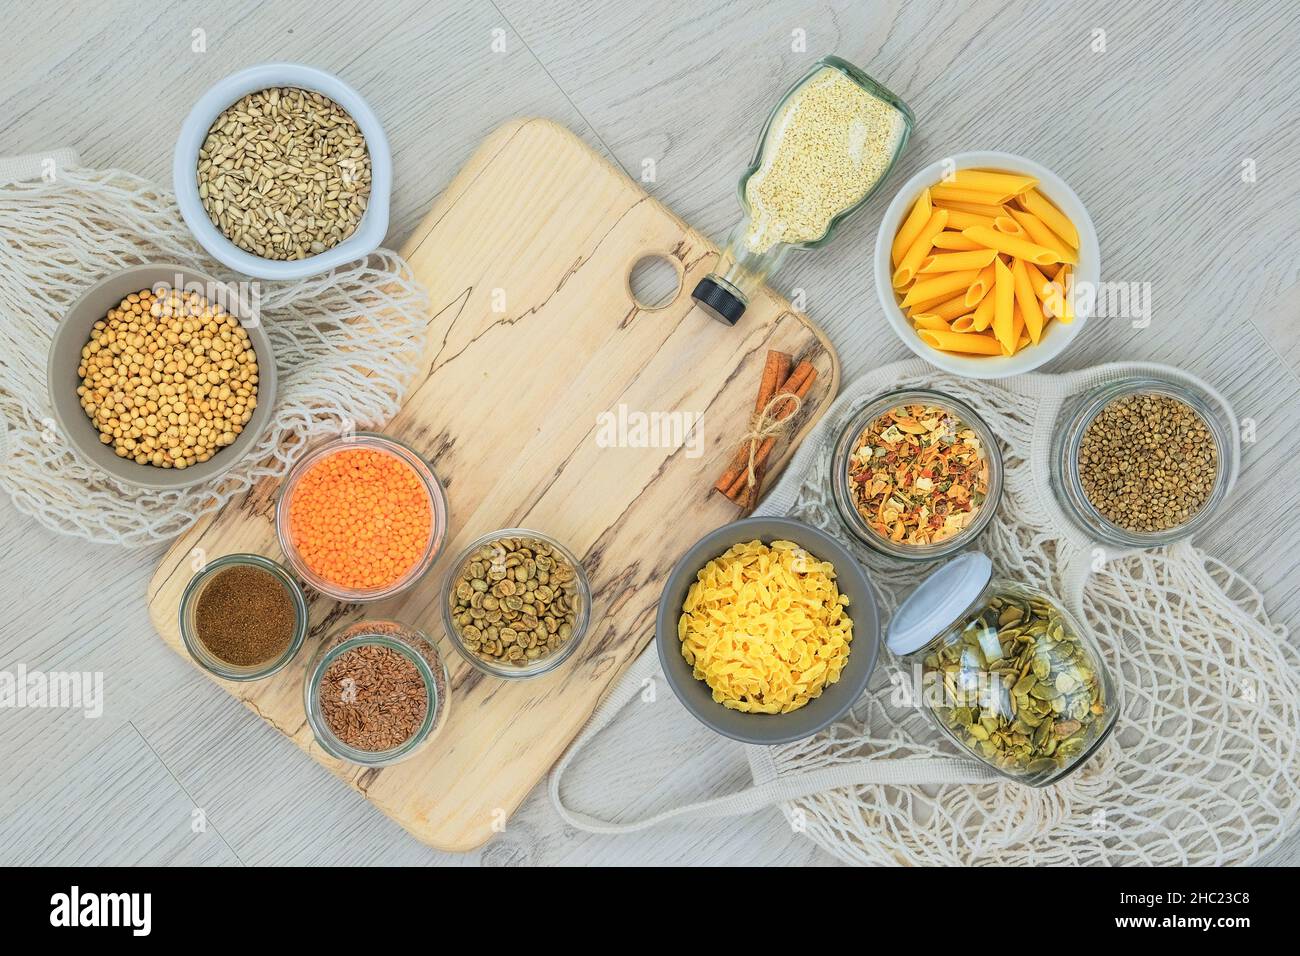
[1049,265,1076,323]
[965,262,997,307]
[899,269,982,308]
[892,208,949,288]
[913,294,972,321]
[679,540,852,714]
[892,188,932,266]
[930,230,984,251]
[1006,207,1077,263]
[918,248,998,273]
[972,285,997,331]
[1011,256,1044,344]
[992,257,1014,353]
[918,329,1003,355]
[912,312,951,332]
[1006,307,1026,356]
[937,208,999,231]
[961,226,1060,265]
[1019,187,1080,247]
[1024,262,1059,316]
[931,183,1014,205]
[949,314,977,333]
[953,168,1038,195]
[993,215,1025,237]
[935,199,1008,218]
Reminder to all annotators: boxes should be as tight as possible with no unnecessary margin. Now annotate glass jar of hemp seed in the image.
[887,553,1119,786]
[692,56,914,325]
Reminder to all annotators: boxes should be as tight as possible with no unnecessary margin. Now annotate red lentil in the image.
[288,447,433,591]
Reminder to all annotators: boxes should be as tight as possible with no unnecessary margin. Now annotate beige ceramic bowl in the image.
[46,263,277,490]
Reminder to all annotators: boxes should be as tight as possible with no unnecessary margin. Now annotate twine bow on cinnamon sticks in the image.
[714,350,818,512]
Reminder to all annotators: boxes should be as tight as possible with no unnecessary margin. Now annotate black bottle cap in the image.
[691,276,746,326]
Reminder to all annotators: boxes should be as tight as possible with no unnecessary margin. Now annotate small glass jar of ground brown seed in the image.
[441,528,592,680]
[692,56,913,325]
[1051,376,1238,549]
[888,553,1119,787]
[304,619,450,767]
[180,554,308,681]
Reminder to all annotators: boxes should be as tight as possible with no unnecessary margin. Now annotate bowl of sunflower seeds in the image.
[173,62,391,280]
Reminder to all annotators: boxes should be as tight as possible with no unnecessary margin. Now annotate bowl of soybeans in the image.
[46,263,277,490]
[173,62,392,280]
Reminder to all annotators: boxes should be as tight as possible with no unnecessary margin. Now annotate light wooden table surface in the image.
[2,0,1297,866]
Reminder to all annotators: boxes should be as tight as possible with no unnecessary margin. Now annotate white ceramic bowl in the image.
[173,62,391,280]
[875,150,1100,378]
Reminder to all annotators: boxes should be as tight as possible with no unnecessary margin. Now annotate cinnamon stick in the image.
[723,360,817,501]
[714,350,792,495]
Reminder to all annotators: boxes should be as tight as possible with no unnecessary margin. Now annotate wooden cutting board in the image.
[147,118,840,851]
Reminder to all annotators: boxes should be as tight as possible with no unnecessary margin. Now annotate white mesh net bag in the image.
[551,359,1300,866]
[0,150,428,545]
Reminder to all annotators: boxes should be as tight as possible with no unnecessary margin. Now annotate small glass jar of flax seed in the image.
[692,56,914,325]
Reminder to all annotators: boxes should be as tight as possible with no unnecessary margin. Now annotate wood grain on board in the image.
[146,118,839,850]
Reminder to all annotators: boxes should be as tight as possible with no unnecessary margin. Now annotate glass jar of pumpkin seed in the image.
[691,55,914,325]
[886,553,1118,786]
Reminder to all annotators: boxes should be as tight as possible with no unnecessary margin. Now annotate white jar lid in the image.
[886,552,993,655]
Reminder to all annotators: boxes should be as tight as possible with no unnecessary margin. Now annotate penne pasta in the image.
[1006,207,1077,263]
[918,248,998,273]
[917,329,1004,355]
[1006,307,1025,356]
[1011,256,1044,344]
[993,215,1025,237]
[916,294,973,321]
[972,286,997,331]
[911,312,951,332]
[893,208,949,288]
[934,199,1008,218]
[992,257,1014,353]
[1019,187,1080,248]
[892,188,933,266]
[953,168,1038,195]
[961,226,1060,265]
[891,167,1085,361]
[931,184,1015,205]
[1053,265,1076,323]
[1024,262,1059,316]
[965,262,997,307]
[930,230,984,251]
[900,269,982,307]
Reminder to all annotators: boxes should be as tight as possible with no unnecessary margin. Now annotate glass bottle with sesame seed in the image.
[692,56,914,326]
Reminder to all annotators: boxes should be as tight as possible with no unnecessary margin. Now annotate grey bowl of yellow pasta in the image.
[656,516,880,745]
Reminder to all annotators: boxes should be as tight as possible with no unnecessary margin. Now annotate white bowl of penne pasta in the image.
[876,151,1100,378]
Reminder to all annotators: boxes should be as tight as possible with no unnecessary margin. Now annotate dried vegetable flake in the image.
[847,402,989,545]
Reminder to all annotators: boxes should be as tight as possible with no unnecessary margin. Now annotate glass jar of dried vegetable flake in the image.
[887,553,1119,786]
[692,56,914,325]
[830,388,1002,560]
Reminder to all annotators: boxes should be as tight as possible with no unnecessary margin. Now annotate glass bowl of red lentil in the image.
[1050,376,1238,549]
[440,528,592,680]
[303,619,451,767]
[275,432,448,603]
[179,553,309,681]
[830,389,1003,561]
